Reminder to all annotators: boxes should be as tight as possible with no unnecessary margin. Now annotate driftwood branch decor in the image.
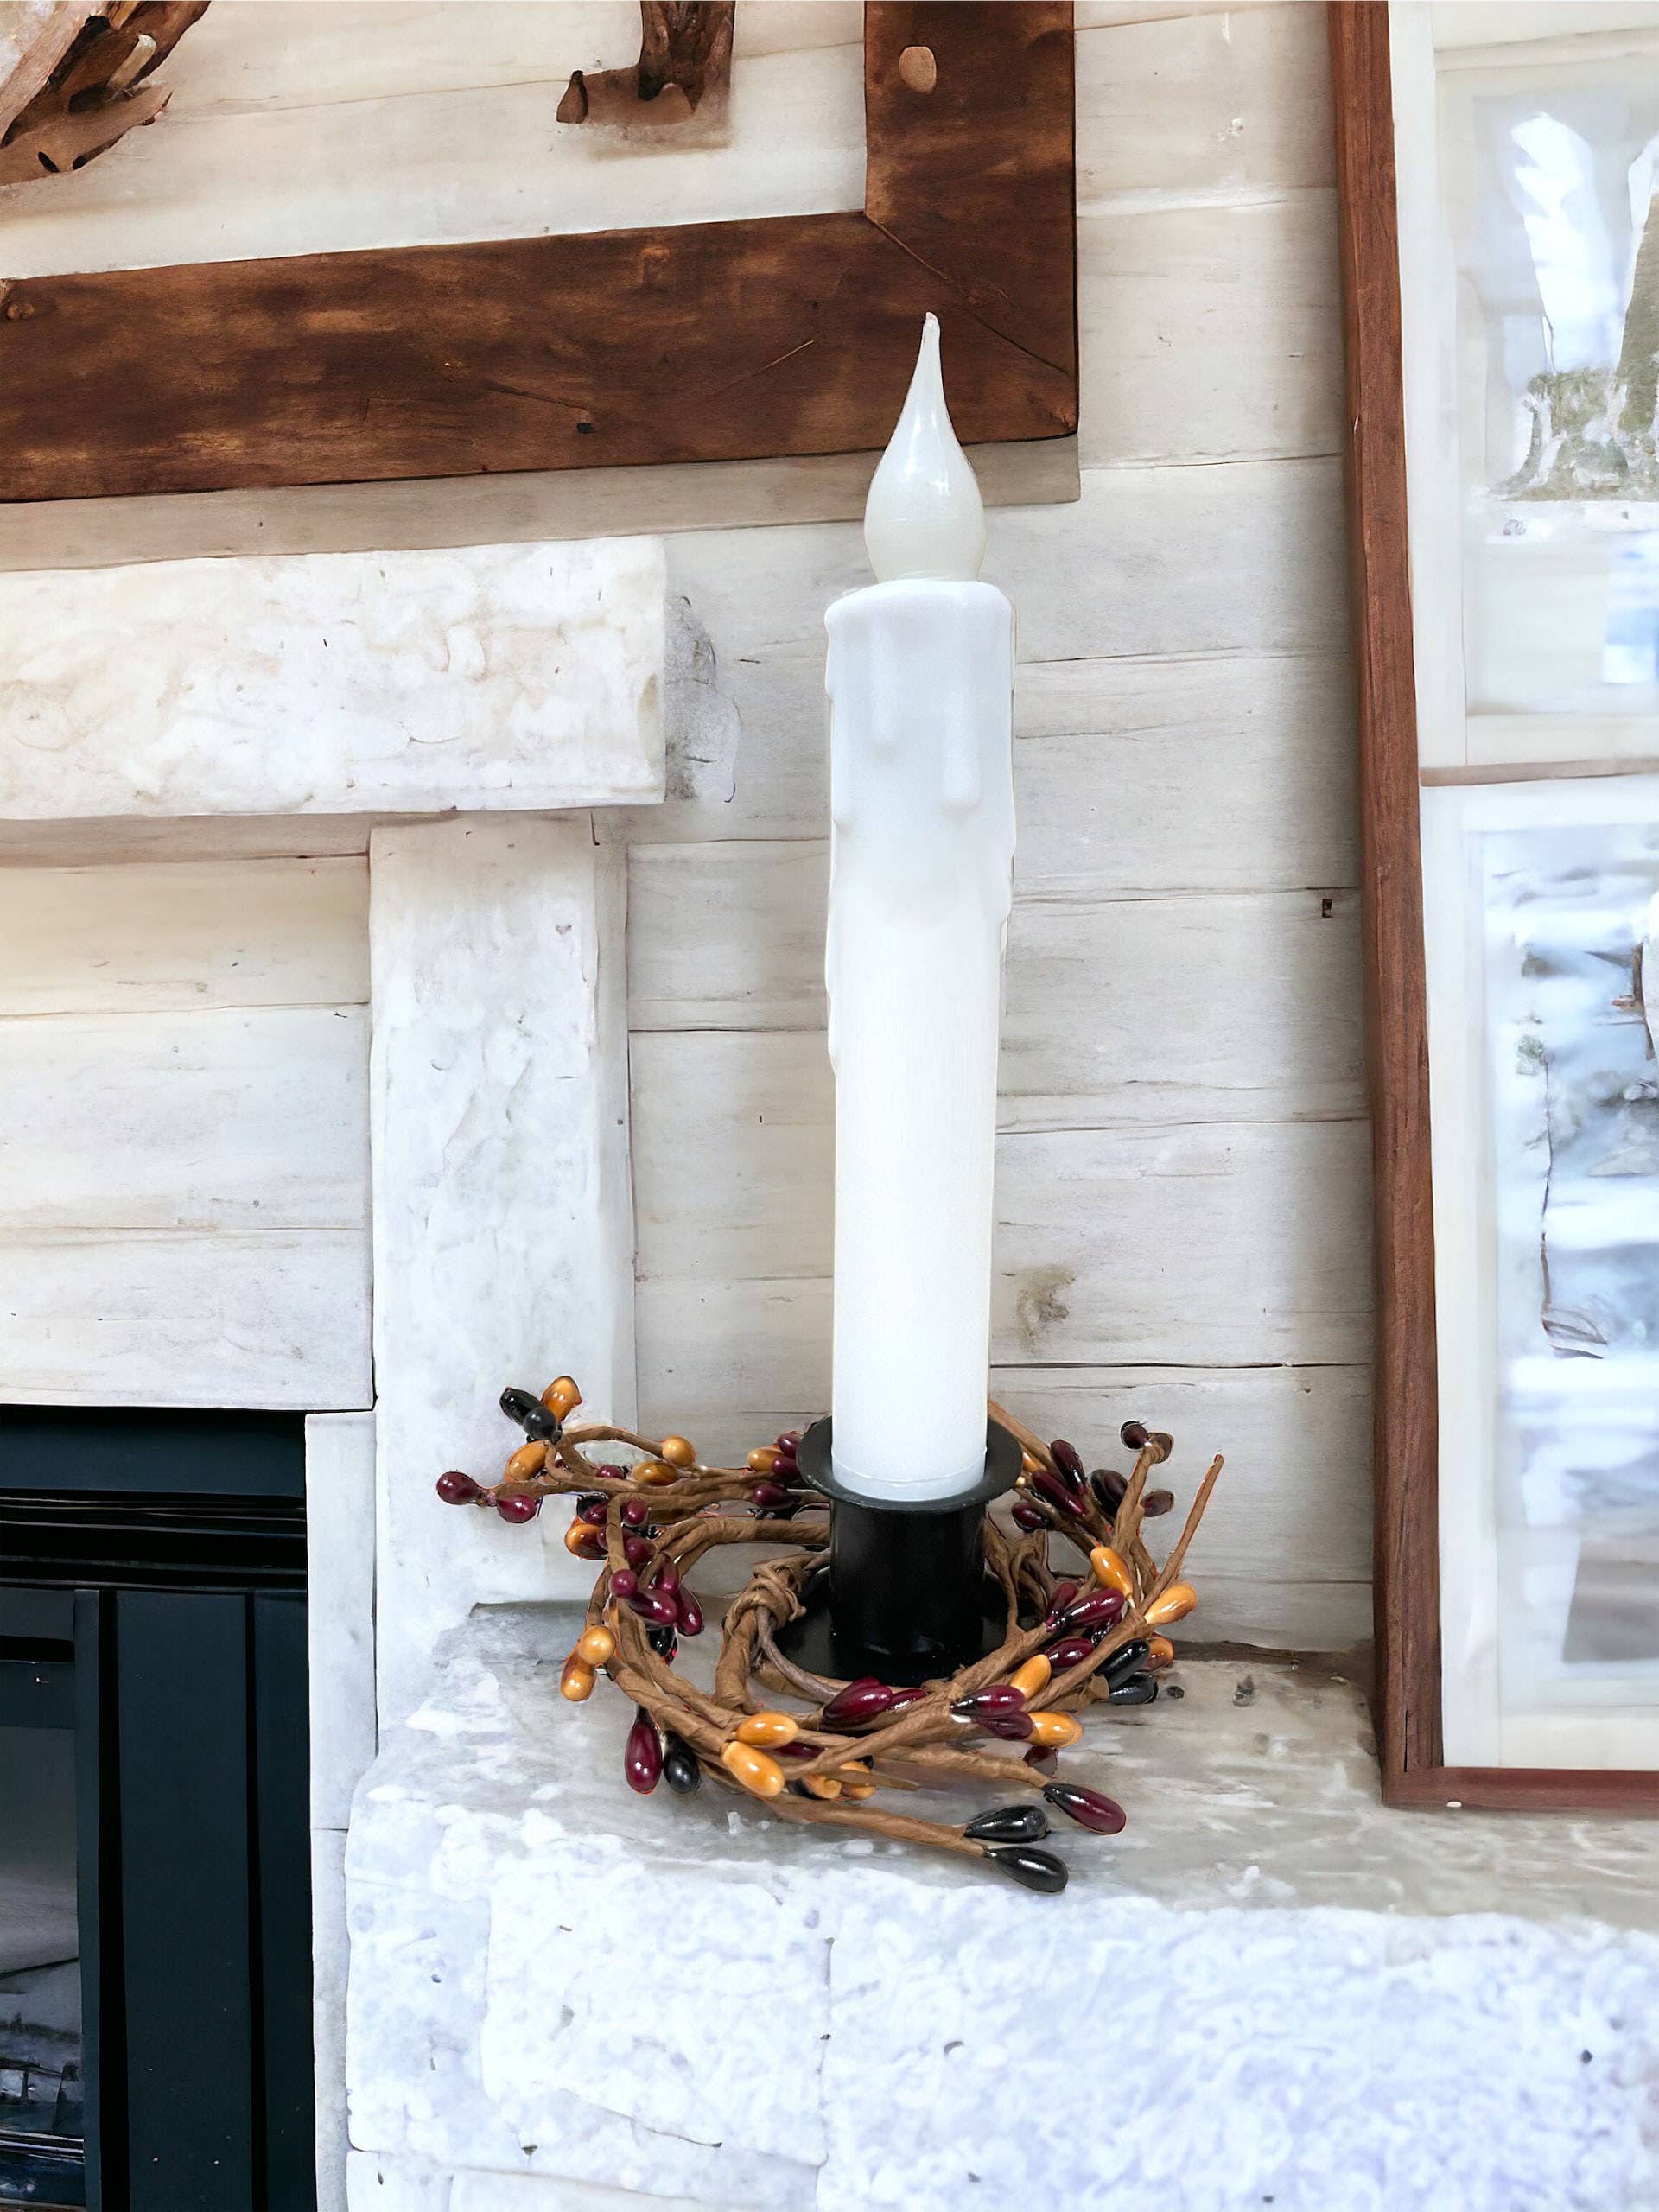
[557,2,734,131]
[0,0,204,184]
[435,1376,1223,1893]
[0,2,1076,500]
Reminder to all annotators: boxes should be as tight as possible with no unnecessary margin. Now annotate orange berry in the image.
[1027,1710,1084,1749]
[1146,1581,1197,1627]
[1010,1655,1052,1700]
[842,1780,877,1800]
[1020,1448,1045,1476]
[559,1656,596,1702]
[505,1440,548,1483]
[721,1741,786,1797]
[564,1521,602,1559]
[658,1435,697,1468]
[802,1774,842,1800]
[542,1376,582,1414]
[735,1710,799,1749]
[577,1626,615,1667]
[1147,1633,1175,1669]
[747,1446,780,1473]
[634,1461,679,1487]
[1089,1544,1134,1600]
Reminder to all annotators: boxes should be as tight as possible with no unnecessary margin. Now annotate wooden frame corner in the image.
[0,1,1077,502]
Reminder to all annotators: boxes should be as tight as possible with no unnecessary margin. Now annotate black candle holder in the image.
[773,1416,1023,1685]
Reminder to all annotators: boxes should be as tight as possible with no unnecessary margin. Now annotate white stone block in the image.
[0,537,664,822]
[368,818,636,1725]
[308,1414,378,1831]
[347,1614,1659,2212]
[313,1827,352,2212]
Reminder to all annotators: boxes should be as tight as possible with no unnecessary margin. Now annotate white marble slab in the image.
[346,1611,1659,2212]
[0,537,664,821]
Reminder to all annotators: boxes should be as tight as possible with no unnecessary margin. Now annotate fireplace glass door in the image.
[0,1408,315,2212]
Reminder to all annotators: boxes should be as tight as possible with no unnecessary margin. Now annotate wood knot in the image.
[898,43,937,92]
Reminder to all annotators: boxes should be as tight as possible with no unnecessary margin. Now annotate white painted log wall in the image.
[0,2,1367,1649]
[620,1,1371,1650]
[0,858,372,1408]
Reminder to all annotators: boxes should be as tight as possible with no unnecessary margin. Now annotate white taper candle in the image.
[824,316,1016,1501]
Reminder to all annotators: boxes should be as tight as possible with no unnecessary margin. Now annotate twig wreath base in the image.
[435,1379,1224,1894]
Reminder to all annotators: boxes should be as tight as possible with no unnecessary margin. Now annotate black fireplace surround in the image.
[0,1408,315,2212]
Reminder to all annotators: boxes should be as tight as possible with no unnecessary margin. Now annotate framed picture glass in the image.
[1333,0,1659,1806]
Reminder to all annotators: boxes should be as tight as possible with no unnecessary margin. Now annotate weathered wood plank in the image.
[1012,652,1357,898]
[0,40,864,279]
[634,1044,1371,1362]
[0,440,1079,579]
[634,1285,1368,1649]
[0,7,1076,499]
[0,1227,372,1408]
[629,851,1363,1122]
[0,1007,369,1230]
[0,539,665,821]
[1077,3,1335,206]
[1079,194,1343,466]
[995,460,1350,664]
[620,643,1355,867]
[989,1363,1372,1649]
[0,858,368,1014]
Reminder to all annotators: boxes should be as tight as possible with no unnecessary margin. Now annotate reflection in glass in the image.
[1447,52,1659,713]
[0,1722,83,2209]
[1484,821,1659,1720]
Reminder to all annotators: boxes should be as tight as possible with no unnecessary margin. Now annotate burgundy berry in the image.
[1050,1438,1084,1482]
[1046,1637,1095,1670]
[1043,1782,1127,1834]
[775,1431,803,1452]
[1120,1420,1151,1450]
[887,1685,930,1709]
[1059,1590,1126,1635]
[625,1707,663,1794]
[435,1471,480,1505]
[1090,1469,1128,1515]
[495,1493,540,1524]
[576,1493,609,1526]
[610,1568,639,1602]
[620,1497,650,1529]
[951,1684,1027,1719]
[652,1561,681,1595]
[821,1680,898,1728]
[977,1712,1035,1742]
[677,1590,704,1637]
[629,1588,678,1629]
[624,1535,652,1570]
[1143,1488,1175,1519]
[594,1464,626,1481]
[1011,1502,1046,1533]
[1025,1745,1058,1773]
[750,1482,791,1511]
[1045,1580,1079,1624]
[1030,1470,1085,1519]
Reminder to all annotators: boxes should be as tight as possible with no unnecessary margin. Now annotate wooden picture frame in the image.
[1331,0,1659,1813]
[0,2,1077,503]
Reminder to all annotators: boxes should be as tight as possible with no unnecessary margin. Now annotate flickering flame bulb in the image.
[862,313,987,584]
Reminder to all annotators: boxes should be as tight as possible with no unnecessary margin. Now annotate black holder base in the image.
[774,1418,1022,1686]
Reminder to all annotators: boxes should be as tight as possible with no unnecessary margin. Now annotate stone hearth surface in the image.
[345,1608,1659,2212]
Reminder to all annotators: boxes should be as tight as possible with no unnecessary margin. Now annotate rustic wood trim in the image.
[1330,1,1658,1816]
[1328,1,1443,1804]
[1385,1766,1659,1815]
[0,1,1077,502]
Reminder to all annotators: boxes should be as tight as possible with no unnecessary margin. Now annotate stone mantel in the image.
[346,1609,1659,2212]
[0,530,668,2212]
